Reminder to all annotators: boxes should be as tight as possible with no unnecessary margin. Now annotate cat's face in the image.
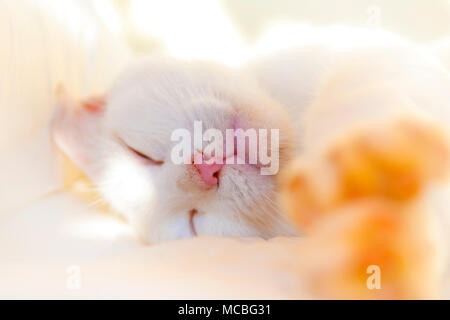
[53,58,297,243]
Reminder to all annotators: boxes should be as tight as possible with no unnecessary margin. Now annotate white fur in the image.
[53,58,297,243]
[249,27,450,149]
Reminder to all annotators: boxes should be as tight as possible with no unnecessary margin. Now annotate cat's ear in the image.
[52,84,107,179]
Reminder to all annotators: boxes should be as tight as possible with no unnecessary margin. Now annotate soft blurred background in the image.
[105,0,450,65]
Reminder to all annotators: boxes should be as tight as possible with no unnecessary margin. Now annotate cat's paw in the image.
[300,200,443,299]
[281,117,449,299]
[281,117,450,229]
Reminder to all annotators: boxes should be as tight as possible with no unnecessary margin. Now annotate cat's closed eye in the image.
[116,135,164,166]
[127,145,164,166]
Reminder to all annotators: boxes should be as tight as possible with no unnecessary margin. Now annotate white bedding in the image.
[0,0,131,216]
[0,193,308,299]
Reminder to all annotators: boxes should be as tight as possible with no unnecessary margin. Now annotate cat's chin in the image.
[189,209,199,236]
[139,210,260,244]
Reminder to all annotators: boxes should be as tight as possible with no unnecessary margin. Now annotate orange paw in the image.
[282,117,450,229]
[281,117,449,299]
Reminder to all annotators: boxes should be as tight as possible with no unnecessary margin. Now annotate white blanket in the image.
[0,193,309,299]
[0,0,131,216]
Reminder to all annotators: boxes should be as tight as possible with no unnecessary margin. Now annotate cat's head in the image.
[52,58,297,243]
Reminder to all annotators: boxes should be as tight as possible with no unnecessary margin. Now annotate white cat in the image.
[53,27,450,245]
[52,58,297,244]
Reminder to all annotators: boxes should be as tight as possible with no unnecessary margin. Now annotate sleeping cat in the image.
[53,26,450,250]
[52,58,297,244]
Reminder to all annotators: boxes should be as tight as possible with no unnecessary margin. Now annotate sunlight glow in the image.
[99,155,156,215]
[252,23,402,58]
[130,0,248,66]
[92,0,122,33]
[67,217,133,240]
[30,0,99,47]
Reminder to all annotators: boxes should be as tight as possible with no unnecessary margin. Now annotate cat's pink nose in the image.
[193,155,224,187]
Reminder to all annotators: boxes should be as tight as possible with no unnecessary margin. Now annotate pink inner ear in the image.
[83,96,106,113]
